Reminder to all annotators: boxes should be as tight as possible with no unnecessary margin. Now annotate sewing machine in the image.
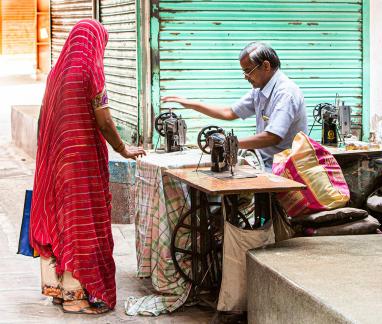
[154,110,187,152]
[312,101,352,146]
[197,126,239,175]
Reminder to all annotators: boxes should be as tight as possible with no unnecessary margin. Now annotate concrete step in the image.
[247,235,382,324]
[11,105,39,159]
[10,105,136,224]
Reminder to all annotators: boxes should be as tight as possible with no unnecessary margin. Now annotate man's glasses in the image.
[242,64,261,78]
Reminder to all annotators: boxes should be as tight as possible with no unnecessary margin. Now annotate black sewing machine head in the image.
[197,126,239,173]
[312,101,351,146]
[155,110,187,152]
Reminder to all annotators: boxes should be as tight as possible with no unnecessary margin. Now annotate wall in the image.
[370,0,382,142]
[50,0,93,64]
[99,0,139,145]
[0,0,2,55]
[1,0,35,55]
[156,1,364,144]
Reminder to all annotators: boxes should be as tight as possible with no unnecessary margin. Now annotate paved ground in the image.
[0,56,214,323]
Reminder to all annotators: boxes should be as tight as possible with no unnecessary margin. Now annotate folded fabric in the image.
[291,207,368,227]
[367,188,382,213]
[304,215,380,236]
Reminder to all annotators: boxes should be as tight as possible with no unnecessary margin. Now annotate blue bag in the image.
[17,190,38,257]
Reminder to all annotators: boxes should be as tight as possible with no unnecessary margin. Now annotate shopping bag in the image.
[17,190,39,257]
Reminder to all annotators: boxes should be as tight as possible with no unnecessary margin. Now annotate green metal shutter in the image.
[100,0,138,144]
[156,0,363,143]
[50,0,93,64]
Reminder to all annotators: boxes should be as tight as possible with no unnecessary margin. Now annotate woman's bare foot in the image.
[62,300,109,314]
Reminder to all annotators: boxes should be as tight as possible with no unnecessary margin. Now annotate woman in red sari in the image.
[30,19,145,314]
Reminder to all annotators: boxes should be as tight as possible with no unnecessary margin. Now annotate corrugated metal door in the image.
[99,0,138,144]
[50,0,93,64]
[156,0,363,142]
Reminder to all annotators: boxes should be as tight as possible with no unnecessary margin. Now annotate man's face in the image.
[240,55,265,89]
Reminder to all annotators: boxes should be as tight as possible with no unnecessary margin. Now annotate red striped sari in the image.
[30,19,116,308]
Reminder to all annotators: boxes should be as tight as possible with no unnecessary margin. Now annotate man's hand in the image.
[161,96,191,106]
[161,96,237,121]
[119,145,146,160]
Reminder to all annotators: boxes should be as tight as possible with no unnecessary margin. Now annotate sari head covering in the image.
[30,19,116,308]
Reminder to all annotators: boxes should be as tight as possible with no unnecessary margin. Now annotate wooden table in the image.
[327,146,382,158]
[164,165,306,292]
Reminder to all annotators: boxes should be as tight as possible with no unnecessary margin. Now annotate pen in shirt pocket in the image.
[261,110,270,122]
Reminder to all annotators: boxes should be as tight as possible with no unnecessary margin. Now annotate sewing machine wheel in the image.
[197,125,222,154]
[313,103,336,125]
[155,112,177,137]
[171,201,222,289]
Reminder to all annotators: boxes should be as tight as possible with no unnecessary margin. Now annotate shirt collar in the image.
[260,69,281,99]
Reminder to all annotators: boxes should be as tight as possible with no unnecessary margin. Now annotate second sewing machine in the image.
[154,109,187,153]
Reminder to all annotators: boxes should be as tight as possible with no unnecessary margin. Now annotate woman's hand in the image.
[119,145,146,160]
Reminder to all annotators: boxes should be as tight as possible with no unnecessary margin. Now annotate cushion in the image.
[367,188,382,212]
[273,132,350,217]
[291,207,368,227]
[304,216,380,236]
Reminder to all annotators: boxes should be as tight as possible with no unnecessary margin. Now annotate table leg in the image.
[199,192,213,289]
[224,194,253,229]
[254,192,273,227]
[195,191,221,290]
[171,188,221,290]
[172,191,276,293]
[224,194,239,226]
[190,187,199,285]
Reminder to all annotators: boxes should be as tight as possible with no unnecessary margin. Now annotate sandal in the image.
[52,297,63,305]
[62,300,109,315]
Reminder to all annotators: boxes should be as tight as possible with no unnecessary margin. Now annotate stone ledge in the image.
[247,235,382,324]
[11,105,136,224]
[11,105,39,159]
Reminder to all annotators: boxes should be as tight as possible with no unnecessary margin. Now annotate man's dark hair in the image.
[239,42,281,69]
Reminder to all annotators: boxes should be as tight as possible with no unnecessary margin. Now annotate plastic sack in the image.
[273,132,350,217]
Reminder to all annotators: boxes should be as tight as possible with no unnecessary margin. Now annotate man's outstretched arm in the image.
[162,96,239,121]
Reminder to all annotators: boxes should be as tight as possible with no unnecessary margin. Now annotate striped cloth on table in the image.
[126,150,210,316]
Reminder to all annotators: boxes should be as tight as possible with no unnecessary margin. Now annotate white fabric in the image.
[217,221,275,312]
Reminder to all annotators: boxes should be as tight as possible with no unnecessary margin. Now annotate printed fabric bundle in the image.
[272,132,350,217]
